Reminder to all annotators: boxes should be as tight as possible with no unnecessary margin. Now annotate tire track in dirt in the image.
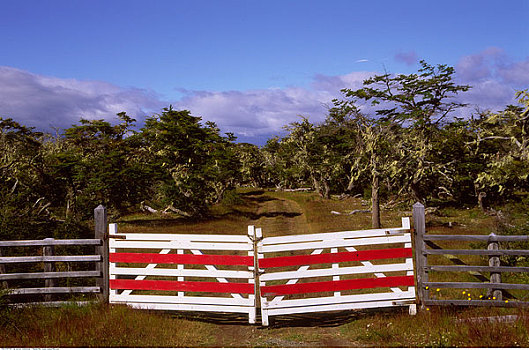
[212,192,359,347]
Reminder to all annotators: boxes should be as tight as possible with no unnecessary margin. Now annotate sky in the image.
[1,0,528,144]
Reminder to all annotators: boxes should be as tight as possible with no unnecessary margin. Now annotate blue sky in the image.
[1,0,528,144]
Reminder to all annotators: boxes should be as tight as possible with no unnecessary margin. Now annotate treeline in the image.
[1,61,528,239]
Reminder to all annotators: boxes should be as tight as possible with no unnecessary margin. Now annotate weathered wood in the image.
[426,265,529,273]
[424,234,529,242]
[43,238,55,302]
[424,249,529,256]
[95,205,109,303]
[488,234,502,300]
[0,239,101,247]
[0,255,101,263]
[413,202,428,307]
[8,286,100,295]
[0,270,101,281]
[0,248,8,289]
[425,299,529,307]
[424,281,529,290]
[424,239,516,300]
[8,301,96,308]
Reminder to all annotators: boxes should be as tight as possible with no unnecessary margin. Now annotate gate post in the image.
[488,233,502,301]
[413,202,428,308]
[95,205,109,303]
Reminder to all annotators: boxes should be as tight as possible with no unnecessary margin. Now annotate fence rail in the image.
[413,202,529,307]
[0,206,109,306]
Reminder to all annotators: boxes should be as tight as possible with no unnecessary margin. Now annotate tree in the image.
[470,90,529,203]
[139,108,240,216]
[338,61,471,203]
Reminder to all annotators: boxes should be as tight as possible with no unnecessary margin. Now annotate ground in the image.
[1,189,528,347]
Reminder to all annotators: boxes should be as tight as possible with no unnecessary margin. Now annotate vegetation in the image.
[1,190,529,347]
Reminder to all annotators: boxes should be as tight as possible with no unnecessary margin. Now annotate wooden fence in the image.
[257,218,416,326]
[413,202,529,308]
[108,224,257,323]
[0,205,109,306]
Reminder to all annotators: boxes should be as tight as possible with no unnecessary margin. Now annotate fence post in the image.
[488,233,502,301]
[94,205,109,303]
[413,202,428,308]
[0,248,8,290]
[43,238,56,302]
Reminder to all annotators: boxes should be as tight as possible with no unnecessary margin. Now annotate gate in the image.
[107,218,416,325]
[108,224,258,323]
[256,218,416,326]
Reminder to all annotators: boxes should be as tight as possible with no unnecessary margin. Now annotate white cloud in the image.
[0,66,163,130]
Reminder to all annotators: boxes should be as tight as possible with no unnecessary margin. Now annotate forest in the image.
[1,61,528,240]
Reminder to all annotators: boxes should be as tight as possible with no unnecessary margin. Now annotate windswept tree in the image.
[139,108,240,216]
[470,90,529,204]
[337,61,471,204]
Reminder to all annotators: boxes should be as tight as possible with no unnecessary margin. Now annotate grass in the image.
[2,188,529,347]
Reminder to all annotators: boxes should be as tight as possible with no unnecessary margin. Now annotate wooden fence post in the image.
[43,238,56,302]
[413,202,428,308]
[488,233,502,301]
[0,248,8,290]
[94,205,109,303]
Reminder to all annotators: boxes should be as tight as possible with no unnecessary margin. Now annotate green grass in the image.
[2,188,529,347]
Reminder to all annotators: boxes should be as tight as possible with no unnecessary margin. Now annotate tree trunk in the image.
[371,171,381,229]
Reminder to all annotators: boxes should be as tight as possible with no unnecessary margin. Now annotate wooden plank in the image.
[0,270,100,280]
[425,281,529,290]
[0,239,101,247]
[260,227,409,245]
[43,239,55,302]
[266,299,414,317]
[95,205,109,303]
[424,249,529,256]
[260,262,413,282]
[110,267,253,279]
[426,265,529,273]
[110,252,253,266]
[261,275,415,296]
[425,300,529,307]
[413,202,428,306]
[110,294,254,306]
[0,255,101,263]
[259,234,412,253]
[114,233,251,243]
[424,234,529,242]
[259,247,412,268]
[123,302,254,314]
[110,279,255,294]
[8,301,96,308]
[265,290,416,309]
[110,240,252,251]
[8,286,100,294]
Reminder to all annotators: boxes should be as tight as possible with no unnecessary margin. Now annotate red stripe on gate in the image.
[260,275,414,296]
[110,253,253,266]
[110,279,254,294]
[258,248,412,268]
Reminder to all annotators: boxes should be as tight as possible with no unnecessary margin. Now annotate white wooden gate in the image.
[108,224,257,323]
[107,219,416,325]
[256,218,416,326]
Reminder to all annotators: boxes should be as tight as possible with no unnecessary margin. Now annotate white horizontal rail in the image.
[110,294,254,306]
[259,234,412,253]
[265,290,416,309]
[260,227,409,245]
[266,299,413,316]
[110,267,253,279]
[123,302,254,313]
[110,240,252,251]
[260,262,413,282]
[115,233,251,243]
